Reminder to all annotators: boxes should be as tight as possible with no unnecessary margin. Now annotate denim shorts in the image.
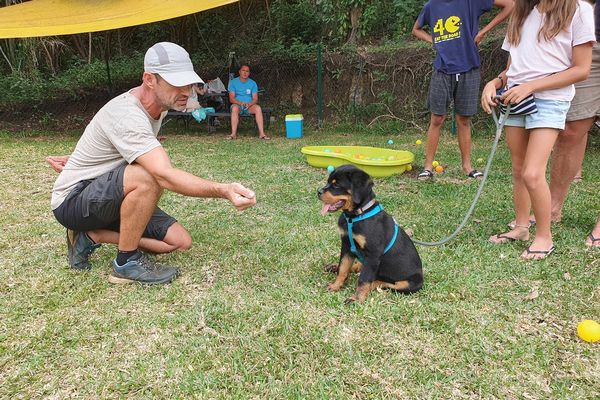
[503,98,571,130]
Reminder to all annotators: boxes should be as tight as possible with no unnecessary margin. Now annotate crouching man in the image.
[50,42,256,284]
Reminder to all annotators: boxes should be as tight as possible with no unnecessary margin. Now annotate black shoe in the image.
[109,252,179,285]
[67,229,101,270]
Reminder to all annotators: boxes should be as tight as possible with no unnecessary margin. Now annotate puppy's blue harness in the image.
[343,203,398,263]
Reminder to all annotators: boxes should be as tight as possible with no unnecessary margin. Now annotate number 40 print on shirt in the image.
[433,16,461,43]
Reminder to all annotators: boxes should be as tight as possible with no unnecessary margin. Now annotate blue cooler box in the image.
[285,114,303,138]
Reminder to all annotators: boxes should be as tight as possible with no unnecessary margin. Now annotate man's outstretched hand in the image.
[225,183,257,211]
[46,156,70,173]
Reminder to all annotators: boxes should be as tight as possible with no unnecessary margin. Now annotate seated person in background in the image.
[226,64,270,140]
[184,82,206,112]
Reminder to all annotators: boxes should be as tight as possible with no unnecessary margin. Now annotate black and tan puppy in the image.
[318,164,423,303]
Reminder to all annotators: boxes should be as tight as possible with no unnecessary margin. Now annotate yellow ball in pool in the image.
[416,139,422,145]
[577,320,600,343]
[432,160,439,168]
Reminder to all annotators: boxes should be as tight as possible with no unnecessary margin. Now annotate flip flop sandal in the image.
[521,245,555,260]
[467,170,484,179]
[490,233,518,244]
[418,169,434,180]
[586,233,600,247]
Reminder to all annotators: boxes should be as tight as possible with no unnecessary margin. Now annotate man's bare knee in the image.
[164,223,193,251]
[430,114,445,127]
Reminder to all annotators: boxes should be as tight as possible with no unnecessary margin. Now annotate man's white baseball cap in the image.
[144,42,203,87]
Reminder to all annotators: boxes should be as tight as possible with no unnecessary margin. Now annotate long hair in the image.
[507,0,578,45]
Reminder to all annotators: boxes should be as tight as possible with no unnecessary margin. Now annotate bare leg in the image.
[549,117,593,220]
[249,104,268,138]
[88,222,192,254]
[423,113,446,171]
[229,105,240,138]
[490,126,531,243]
[521,128,559,259]
[456,114,474,174]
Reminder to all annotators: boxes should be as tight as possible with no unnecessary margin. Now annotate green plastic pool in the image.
[301,145,414,177]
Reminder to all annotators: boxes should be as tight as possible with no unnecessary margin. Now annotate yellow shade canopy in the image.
[0,0,238,39]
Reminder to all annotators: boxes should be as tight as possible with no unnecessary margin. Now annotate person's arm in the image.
[135,147,256,211]
[412,20,432,44]
[46,155,70,173]
[475,0,514,45]
[481,57,510,114]
[248,92,259,108]
[229,91,246,108]
[501,43,593,105]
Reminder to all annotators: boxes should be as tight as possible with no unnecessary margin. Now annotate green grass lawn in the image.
[0,122,599,399]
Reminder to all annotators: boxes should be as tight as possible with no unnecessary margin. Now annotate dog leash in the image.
[412,104,511,247]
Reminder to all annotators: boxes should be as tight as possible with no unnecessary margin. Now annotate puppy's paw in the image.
[327,282,342,292]
[323,263,339,273]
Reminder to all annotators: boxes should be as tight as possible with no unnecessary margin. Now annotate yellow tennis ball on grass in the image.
[432,160,439,168]
[416,139,422,145]
[406,164,413,171]
[577,320,600,343]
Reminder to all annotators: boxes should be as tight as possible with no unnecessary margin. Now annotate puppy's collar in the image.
[354,199,377,216]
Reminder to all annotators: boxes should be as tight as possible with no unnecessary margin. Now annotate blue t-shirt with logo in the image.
[228,77,258,103]
[417,0,493,74]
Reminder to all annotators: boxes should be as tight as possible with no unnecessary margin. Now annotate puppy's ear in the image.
[350,170,374,205]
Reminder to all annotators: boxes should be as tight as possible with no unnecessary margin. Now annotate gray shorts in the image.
[566,43,600,122]
[53,164,176,241]
[427,68,480,116]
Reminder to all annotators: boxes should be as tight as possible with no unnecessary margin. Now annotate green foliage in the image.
[268,41,319,64]
[272,0,323,45]
[0,55,141,103]
[393,0,426,36]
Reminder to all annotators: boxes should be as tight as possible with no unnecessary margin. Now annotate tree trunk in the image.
[346,6,362,45]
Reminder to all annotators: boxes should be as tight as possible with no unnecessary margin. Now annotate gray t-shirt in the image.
[51,91,165,210]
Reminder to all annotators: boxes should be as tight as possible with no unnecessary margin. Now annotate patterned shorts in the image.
[427,68,480,117]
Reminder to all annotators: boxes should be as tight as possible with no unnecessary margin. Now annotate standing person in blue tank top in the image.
[226,64,270,140]
[413,0,513,180]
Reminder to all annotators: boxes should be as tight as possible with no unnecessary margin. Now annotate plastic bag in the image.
[191,107,215,123]
[207,77,226,93]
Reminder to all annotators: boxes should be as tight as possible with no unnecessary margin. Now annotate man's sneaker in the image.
[67,229,101,270]
[109,252,179,285]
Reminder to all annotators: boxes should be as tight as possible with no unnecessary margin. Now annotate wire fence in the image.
[194,38,508,135]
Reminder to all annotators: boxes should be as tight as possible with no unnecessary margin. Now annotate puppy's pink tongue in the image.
[320,204,331,216]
